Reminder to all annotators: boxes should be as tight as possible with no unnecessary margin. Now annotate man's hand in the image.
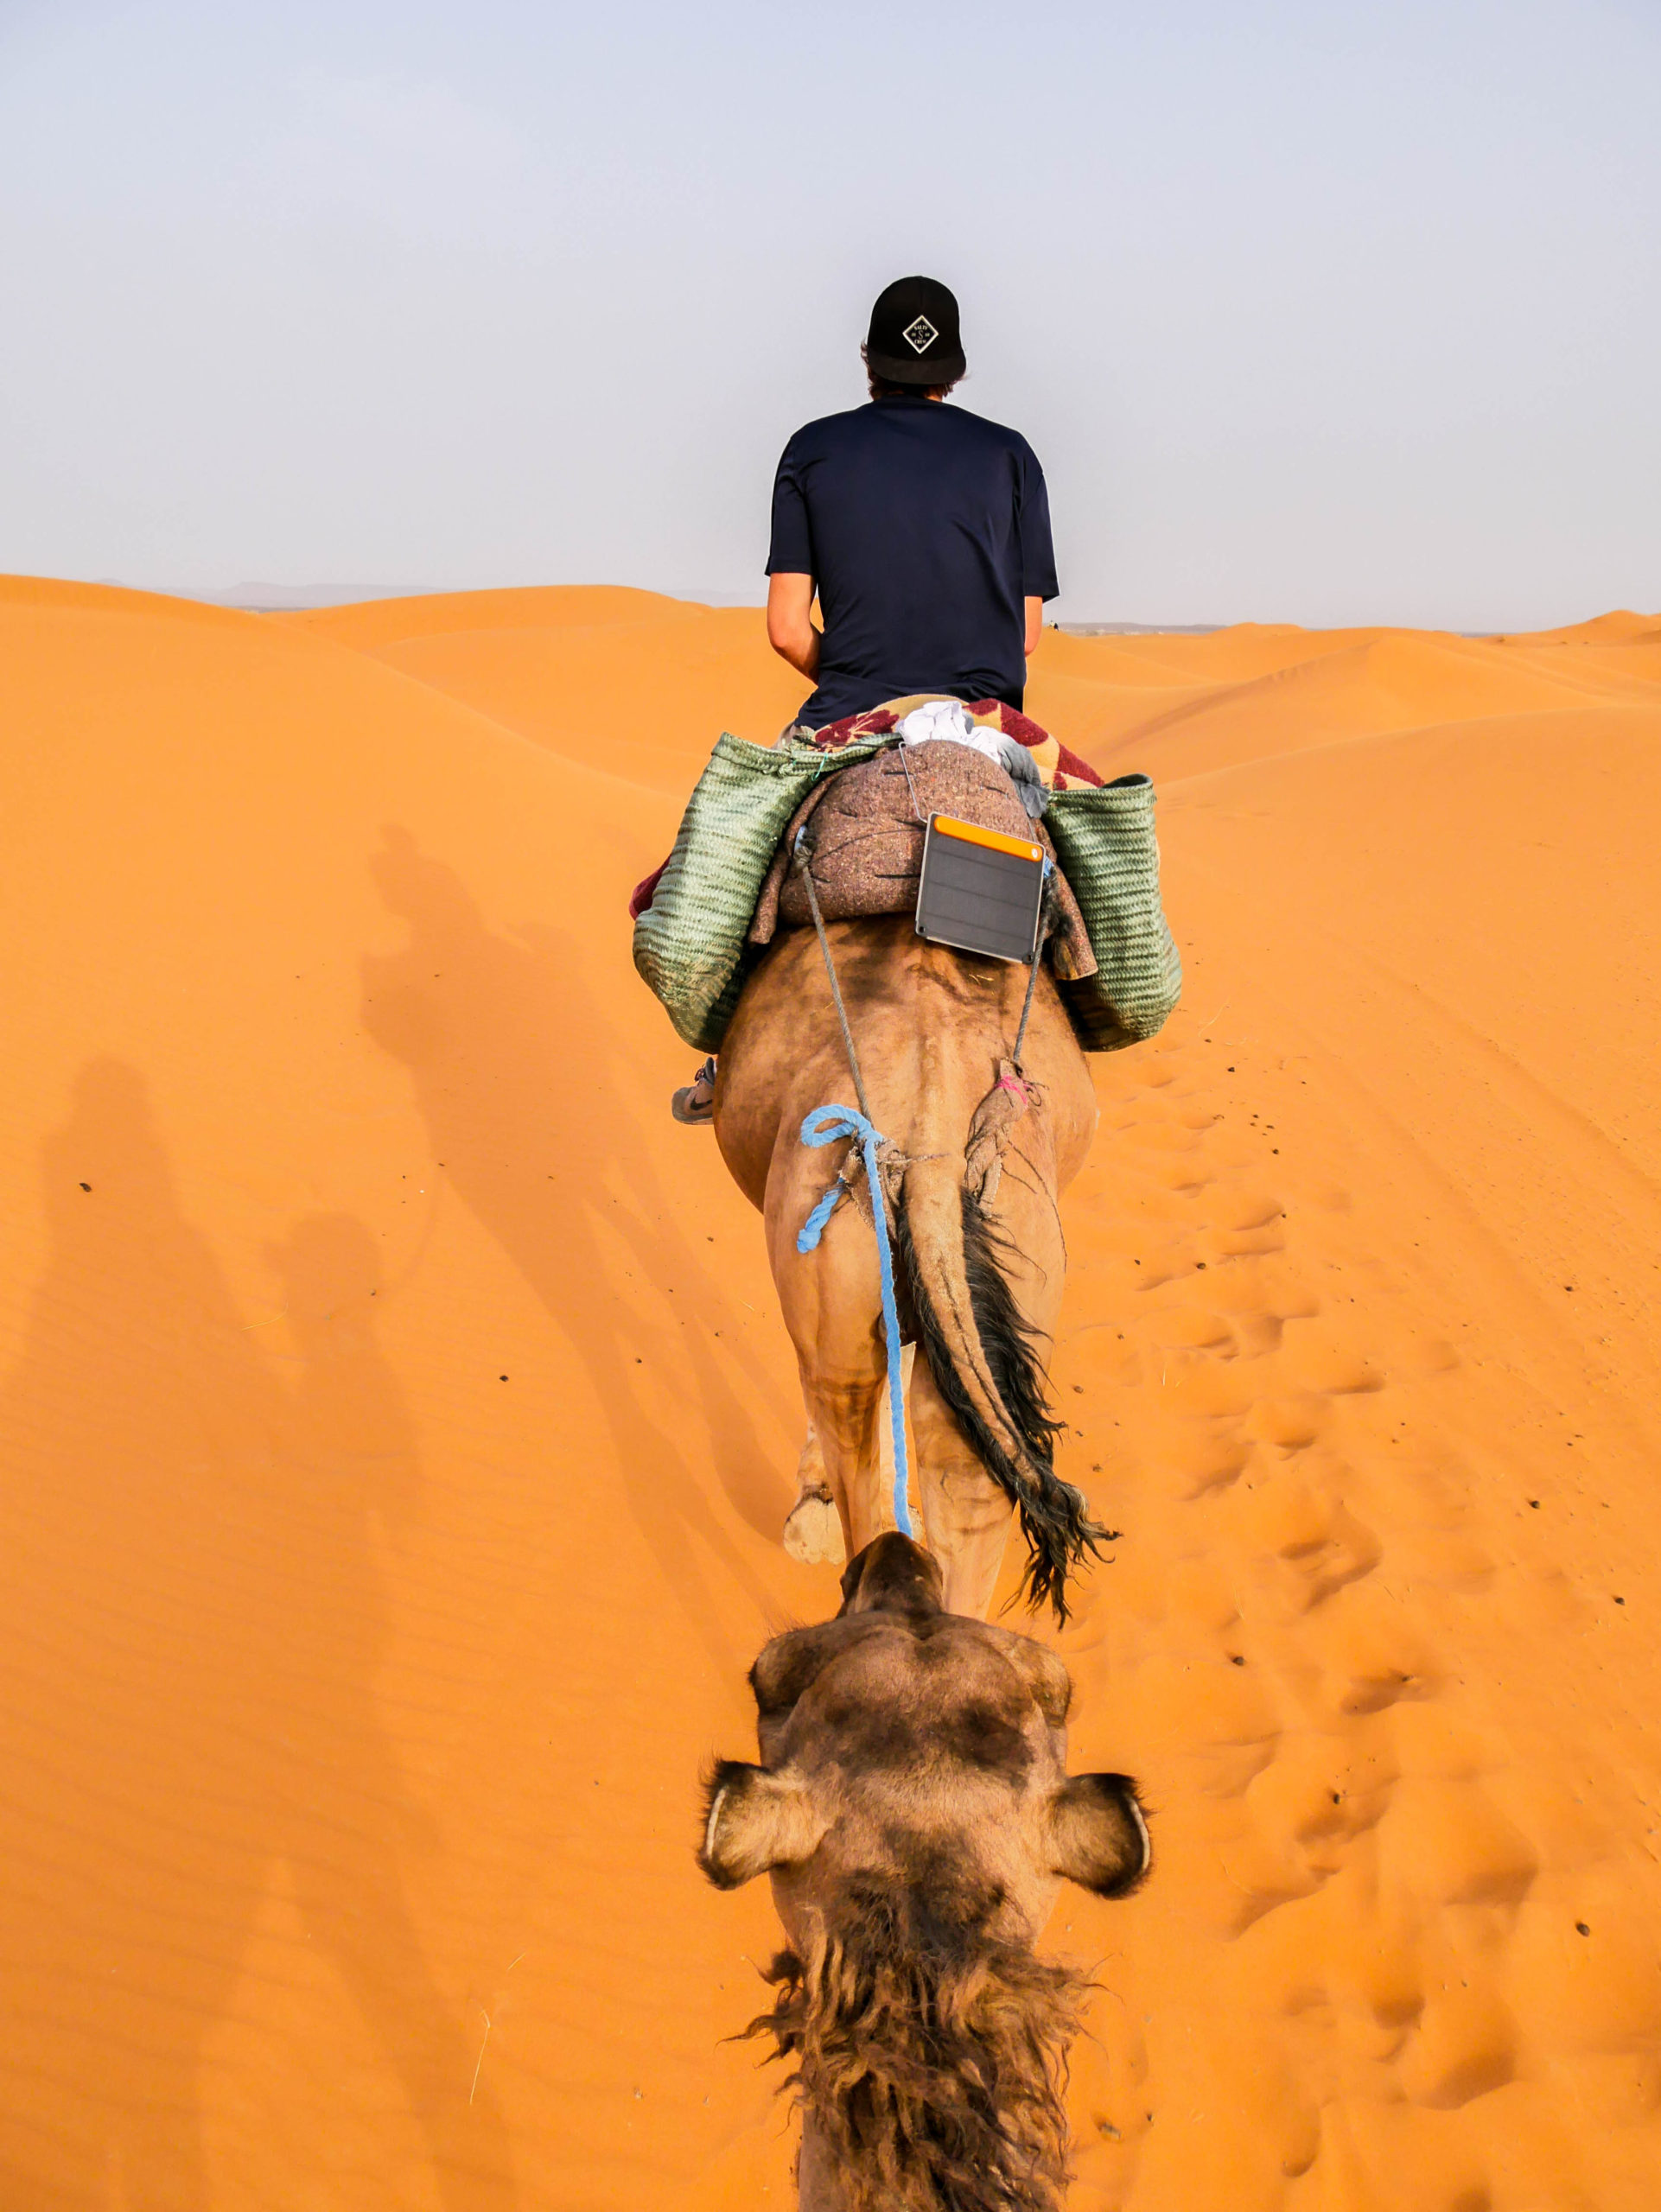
[1025,596,1044,658]
[767,572,821,681]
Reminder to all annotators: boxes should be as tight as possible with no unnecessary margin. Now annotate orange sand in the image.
[2,575,1658,2210]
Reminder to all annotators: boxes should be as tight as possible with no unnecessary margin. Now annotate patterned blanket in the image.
[807,695,1104,791]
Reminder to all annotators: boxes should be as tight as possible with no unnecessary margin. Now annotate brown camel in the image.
[700,1532,1149,2211]
[714,912,1102,1619]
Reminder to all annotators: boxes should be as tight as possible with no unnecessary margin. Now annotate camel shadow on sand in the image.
[0,1058,516,2210]
[361,826,798,1673]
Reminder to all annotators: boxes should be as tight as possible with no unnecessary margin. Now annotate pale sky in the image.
[2,0,1657,627]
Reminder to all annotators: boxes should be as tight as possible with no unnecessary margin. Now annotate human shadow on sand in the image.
[0,1059,516,2211]
[360,827,792,1669]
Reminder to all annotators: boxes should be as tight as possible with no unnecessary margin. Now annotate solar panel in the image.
[914,813,1047,965]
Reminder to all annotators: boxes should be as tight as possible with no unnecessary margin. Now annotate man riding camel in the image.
[673,273,1060,1123]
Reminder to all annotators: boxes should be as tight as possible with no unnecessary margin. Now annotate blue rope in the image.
[795,1103,914,1537]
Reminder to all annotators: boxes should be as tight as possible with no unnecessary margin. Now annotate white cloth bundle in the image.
[896,697,1047,819]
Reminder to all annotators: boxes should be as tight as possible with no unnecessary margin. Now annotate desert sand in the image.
[1,573,1658,2210]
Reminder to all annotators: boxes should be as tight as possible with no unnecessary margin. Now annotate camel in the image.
[700,1532,1149,2212]
[713,910,1102,1620]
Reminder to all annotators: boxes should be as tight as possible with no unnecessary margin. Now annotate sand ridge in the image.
[0,578,1658,2209]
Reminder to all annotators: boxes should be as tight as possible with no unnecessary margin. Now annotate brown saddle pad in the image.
[748,742,1097,981]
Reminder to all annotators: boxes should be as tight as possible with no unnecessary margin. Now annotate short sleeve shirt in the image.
[766,397,1059,728]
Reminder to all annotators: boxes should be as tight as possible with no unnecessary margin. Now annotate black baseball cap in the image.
[864,276,965,386]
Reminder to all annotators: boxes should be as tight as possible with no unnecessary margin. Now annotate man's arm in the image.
[767,572,821,682]
[1025,596,1044,658]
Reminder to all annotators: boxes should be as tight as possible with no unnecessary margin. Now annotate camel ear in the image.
[698,1761,829,1890]
[1047,1773,1149,1897]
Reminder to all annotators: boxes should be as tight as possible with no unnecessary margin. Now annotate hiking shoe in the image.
[671,1057,717,1126]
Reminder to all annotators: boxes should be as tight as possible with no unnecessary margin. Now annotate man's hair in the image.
[862,344,960,402]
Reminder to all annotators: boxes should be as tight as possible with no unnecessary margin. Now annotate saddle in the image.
[748,742,1099,984]
[630,708,1180,1057]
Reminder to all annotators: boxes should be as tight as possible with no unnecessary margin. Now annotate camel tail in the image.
[895,1162,1104,1621]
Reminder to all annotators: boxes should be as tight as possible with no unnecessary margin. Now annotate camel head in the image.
[699,1533,1148,2212]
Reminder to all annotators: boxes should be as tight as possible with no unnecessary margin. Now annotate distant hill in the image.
[163,582,440,612]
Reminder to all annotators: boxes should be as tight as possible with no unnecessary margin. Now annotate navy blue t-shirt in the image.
[766,397,1059,728]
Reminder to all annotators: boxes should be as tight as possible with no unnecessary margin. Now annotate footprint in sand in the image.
[1177,1434,1253,1498]
[1397,1981,1518,2107]
[1282,1337,1388,1395]
[1161,1169,1215,1197]
[1241,1472,1384,1606]
[1302,1586,1445,1718]
[1247,1394,1327,1452]
[1123,1121,1208,1155]
[1180,1107,1222,1131]
[1228,1309,1289,1356]
[1247,1731,1399,1874]
[1379,1777,1541,1910]
[1214,1821,1326,1934]
[1153,1309,1238,1355]
[1213,1193,1288,1234]
[1292,1511,1384,1605]
[1215,1221,1289,1258]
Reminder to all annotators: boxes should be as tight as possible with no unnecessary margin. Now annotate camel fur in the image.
[713,913,1103,1619]
[700,1535,1149,2212]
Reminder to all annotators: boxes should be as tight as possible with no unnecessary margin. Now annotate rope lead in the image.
[797,1103,913,1538]
[1010,856,1056,1071]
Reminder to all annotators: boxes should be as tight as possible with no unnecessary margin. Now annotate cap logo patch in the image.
[902,314,939,355]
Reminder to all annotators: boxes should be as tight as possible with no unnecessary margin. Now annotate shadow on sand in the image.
[360,828,795,1670]
[0,1059,516,2209]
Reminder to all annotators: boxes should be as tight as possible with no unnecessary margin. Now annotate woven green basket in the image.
[632,731,891,1052]
[1045,773,1182,1050]
[633,741,1181,1055]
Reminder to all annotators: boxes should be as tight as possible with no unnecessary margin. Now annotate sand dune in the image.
[1496,609,1656,647]
[1031,624,1649,783]
[282,586,805,794]
[283,582,703,647]
[2,575,1658,2209]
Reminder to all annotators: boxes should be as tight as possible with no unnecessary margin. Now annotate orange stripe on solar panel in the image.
[928,814,1043,863]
